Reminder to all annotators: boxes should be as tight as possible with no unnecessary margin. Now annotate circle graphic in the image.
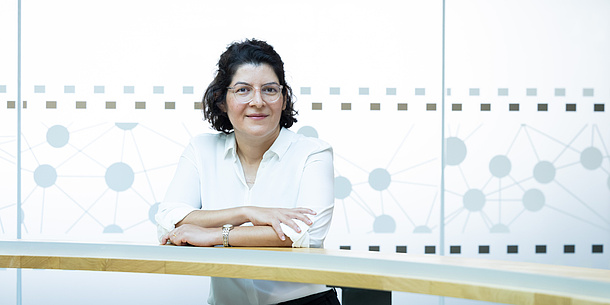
[523,189,545,212]
[489,155,511,178]
[297,126,319,138]
[490,223,509,233]
[115,123,139,130]
[34,164,57,188]
[463,189,485,211]
[369,168,391,191]
[373,214,396,233]
[533,161,555,184]
[413,225,432,233]
[334,176,352,199]
[581,147,602,170]
[446,137,467,166]
[105,162,135,192]
[149,202,160,224]
[103,224,124,233]
[46,125,69,148]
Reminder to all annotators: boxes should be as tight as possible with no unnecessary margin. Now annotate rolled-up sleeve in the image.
[291,144,334,248]
[155,144,201,240]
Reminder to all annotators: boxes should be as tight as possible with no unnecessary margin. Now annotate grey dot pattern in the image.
[16,85,605,113]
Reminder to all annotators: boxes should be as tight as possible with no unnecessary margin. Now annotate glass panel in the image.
[444,0,610,269]
[0,0,18,240]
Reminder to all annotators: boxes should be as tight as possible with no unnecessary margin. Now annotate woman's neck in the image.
[234,127,281,165]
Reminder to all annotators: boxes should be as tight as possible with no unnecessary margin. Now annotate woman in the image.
[155,39,338,305]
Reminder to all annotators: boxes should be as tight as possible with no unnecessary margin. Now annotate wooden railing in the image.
[1,240,609,305]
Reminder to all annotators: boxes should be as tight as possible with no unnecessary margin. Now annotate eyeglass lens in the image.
[232,85,282,103]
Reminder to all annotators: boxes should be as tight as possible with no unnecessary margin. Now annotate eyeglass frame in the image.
[226,83,284,104]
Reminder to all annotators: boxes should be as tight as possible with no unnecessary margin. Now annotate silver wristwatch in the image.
[222,224,233,247]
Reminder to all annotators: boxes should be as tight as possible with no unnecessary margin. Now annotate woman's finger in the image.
[282,218,302,233]
[295,214,313,225]
[271,221,286,241]
[293,207,316,215]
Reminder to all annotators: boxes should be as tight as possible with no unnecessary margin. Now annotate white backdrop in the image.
[1,0,609,304]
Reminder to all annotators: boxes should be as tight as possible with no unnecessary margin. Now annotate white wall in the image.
[0,0,608,304]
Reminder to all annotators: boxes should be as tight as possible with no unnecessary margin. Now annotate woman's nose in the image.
[250,90,264,107]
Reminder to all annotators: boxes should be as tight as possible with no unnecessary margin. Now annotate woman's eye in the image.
[236,87,251,94]
[263,87,279,94]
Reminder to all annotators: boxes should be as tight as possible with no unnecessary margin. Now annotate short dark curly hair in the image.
[202,39,297,133]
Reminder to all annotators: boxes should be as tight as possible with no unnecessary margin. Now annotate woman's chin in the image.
[236,125,279,138]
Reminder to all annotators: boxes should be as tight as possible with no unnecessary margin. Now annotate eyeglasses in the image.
[226,84,284,104]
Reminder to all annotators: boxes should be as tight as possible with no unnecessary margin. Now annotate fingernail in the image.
[281,236,285,241]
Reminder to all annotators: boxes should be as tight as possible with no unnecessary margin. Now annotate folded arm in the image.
[160,223,297,247]
[174,206,316,241]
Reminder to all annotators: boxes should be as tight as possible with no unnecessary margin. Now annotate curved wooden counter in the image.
[1,240,609,305]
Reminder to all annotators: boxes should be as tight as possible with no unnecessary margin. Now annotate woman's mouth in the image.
[247,114,268,120]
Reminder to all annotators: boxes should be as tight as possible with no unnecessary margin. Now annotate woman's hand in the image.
[161,224,221,247]
[244,207,316,241]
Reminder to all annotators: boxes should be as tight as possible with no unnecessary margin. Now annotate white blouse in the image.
[155,127,335,305]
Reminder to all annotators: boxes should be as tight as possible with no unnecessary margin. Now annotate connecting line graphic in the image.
[445,123,610,233]
[328,125,440,235]
[17,121,187,236]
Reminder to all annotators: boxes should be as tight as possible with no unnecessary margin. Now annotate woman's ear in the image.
[219,101,227,112]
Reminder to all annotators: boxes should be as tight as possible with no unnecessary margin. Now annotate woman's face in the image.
[225,63,286,141]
